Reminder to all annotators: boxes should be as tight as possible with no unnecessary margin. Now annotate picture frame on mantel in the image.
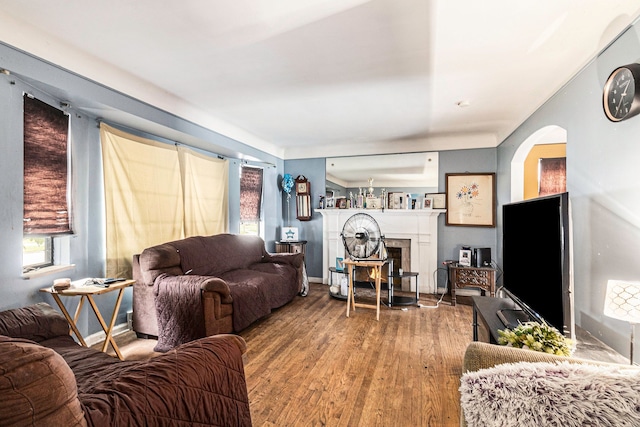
[425,192,446,209]
[445,172,496,227]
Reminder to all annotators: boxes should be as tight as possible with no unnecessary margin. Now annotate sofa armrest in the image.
[213,333,247,355]
[0,303,70,341]
[200,277,232,301]
[263,251,304,268]
[154,274,232,300]
[463,341,625,373]
[0,336,87,426]
[139,243,184,286]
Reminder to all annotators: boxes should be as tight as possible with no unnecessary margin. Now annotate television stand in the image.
[496,308,529,329]
[472,296,628,364]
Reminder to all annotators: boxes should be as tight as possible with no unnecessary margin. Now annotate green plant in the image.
[498,321,574,357]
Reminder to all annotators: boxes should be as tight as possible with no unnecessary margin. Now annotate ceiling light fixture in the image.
[456,100,471,108]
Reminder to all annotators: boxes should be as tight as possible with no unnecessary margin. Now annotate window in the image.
[22,237,52,270]
[22,95,71,271]
[239,166,263,236]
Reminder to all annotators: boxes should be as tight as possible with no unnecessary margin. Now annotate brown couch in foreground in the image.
[133,234,303,350]
[0,303,252,426]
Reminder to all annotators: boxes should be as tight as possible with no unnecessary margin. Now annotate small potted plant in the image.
[498,321,575,357]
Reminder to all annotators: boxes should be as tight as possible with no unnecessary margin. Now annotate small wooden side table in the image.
[344,258,386,321]
[40,279,134,360]
[275,240,307,256]
[448,265,496,306]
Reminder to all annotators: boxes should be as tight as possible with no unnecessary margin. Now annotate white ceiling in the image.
[1,0,640,164]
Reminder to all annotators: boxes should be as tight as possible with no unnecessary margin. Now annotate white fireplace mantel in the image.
[316,208,445,294]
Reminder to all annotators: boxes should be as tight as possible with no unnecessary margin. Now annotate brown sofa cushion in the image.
[0,335,86,426]
[173,234,265,276]
[0,302,69,342]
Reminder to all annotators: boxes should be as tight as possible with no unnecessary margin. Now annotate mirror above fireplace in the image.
[325,152,438,189]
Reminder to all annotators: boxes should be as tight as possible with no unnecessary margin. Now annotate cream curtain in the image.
[101,124,228,278]
[178,145,228,236]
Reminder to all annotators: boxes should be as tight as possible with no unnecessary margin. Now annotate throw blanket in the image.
[460,360,640,427]
[154,273,207,352]
[54,334,252,427]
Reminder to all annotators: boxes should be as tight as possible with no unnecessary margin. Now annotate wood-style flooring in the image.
[112,282,474,426]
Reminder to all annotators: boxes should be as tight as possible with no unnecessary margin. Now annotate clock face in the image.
[297,182,308,194]
[604,67,637,121]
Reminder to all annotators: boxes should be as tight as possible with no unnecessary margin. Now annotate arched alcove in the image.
[510,125,567,202]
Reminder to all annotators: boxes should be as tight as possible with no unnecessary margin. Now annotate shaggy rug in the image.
[459,360,640,427]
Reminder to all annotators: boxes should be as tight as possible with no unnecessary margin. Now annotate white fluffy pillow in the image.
[460,361,640,427]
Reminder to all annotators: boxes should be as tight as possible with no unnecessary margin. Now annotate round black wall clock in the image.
[603,63,640,122]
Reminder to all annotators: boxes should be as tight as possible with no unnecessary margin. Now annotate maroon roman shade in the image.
[23,95,71,235]
[240,166,263,222]
[539,157,566,196]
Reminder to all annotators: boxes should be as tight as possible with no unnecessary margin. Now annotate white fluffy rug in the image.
[460,361,640,427]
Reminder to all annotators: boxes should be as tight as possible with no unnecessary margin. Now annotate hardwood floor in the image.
[114,282,474,426]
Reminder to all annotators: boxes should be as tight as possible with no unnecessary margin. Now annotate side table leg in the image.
[346,266,353,317]
[472,305,479,341]
[87,294,125,360]
[388,260,393,307]
[375,267,381,321]
[451,284,457,307]
[51,293,87,347]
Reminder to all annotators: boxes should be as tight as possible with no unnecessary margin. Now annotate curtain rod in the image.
[96,117,275,168]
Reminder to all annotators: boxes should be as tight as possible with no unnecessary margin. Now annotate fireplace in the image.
[317,209,444,294]
[386,239,411,291]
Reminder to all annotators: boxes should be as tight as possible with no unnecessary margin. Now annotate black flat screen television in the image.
[501,192,574,339]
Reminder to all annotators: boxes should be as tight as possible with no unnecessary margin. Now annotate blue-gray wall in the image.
[496,21,640,358]
[283,158,325,278]
[438,149,498,287]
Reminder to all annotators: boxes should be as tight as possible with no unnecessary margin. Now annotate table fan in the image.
[341,213,387,260]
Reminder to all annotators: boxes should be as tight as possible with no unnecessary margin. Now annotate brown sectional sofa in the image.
[133,233,303,350]
[0,303,252,426]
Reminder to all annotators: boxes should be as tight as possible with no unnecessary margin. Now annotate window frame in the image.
[22,235,53,271]
[239,165,264,238]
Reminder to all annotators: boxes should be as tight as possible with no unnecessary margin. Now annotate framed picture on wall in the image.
[445,173,496,227]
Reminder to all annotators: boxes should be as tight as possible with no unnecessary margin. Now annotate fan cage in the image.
[340,213,387,261]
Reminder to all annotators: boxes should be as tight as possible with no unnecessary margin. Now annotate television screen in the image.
[501,192,574,339]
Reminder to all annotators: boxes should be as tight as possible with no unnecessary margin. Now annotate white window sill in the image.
[22,264,76,280]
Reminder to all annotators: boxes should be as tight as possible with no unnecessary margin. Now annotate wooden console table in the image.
[449,264,496,306]
[40,279,134,360]
[471,296,628,364]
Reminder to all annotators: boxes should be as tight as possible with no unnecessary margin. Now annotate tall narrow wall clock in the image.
[603,63,640,122]
[295,175,311,221]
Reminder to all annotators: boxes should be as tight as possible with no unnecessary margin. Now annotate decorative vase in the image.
[462,200,473,216]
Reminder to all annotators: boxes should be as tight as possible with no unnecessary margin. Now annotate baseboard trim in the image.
[84,322,129,347]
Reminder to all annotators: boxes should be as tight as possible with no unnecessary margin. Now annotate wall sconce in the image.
[603,279,640,365]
